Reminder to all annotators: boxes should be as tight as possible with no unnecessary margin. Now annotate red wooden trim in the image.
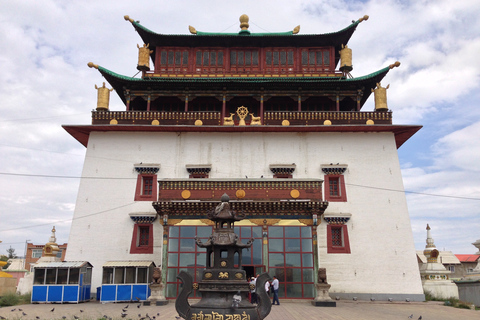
[134,174,157,201]
[327,224,350,254]
[130,223,153,254]
[324,175,347,202]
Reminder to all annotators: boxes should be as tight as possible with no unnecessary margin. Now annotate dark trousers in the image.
[250,292,257,304]
[272,289,279,305]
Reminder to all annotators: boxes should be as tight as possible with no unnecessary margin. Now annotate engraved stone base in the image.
[312,283,336,307]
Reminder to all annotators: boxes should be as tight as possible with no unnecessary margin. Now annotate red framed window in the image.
[130,224,153,254]
[327,224,350,254]
[134,174,157,201]
[324,175,347,202]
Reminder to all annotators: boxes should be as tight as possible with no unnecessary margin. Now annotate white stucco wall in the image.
[65,130,423,297]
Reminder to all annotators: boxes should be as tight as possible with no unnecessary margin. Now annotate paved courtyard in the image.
[0,300,478,320]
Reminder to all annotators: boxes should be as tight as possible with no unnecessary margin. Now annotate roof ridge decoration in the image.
[124,14,368,38]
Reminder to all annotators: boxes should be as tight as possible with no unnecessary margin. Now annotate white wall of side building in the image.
[65,130,423,298]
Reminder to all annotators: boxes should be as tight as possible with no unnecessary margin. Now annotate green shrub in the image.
[0,292,20,306]
[19,292,31,304]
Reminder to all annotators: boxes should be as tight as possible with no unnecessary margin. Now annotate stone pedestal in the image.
[145,283,168,306]
[311,283,336,307]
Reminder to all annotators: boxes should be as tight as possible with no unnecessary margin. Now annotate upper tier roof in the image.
[124,14,369,68]
[90,63,394,109]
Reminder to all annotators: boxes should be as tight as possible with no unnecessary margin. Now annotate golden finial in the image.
[124,15,134,23]
[239,14,249,30]
[389,61,401,69]
[189,25,197,34]
[293,25,300,34]
[426,224,430,230]
[87,62,99,69]
[359,15,369,22]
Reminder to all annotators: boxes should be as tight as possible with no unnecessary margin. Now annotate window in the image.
[139,226,150,246]
[324,175,347,202]
[159,49,189,73]
[134,174,157,201]
[32,249,42,258]
[230,50,259,66]
[195,50,224,72]
[56,249,63,259]
[448,265,455,273]
[130,224,153,254]
[327,225,350,254]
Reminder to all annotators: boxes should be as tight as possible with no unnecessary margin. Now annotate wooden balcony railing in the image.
[91,110,392,125]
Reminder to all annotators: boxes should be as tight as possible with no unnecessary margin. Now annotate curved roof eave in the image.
[95,65,390,106]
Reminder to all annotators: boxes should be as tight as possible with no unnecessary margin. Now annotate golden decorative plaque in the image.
[220,261,227,267]
[235,272,243,279]
[290,189,300,198]
[204,272,213,279]
[236,189,246,199]
[151,120,159,125]
[181,190,191,199]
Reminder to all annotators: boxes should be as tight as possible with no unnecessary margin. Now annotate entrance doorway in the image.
[243,266,255,280]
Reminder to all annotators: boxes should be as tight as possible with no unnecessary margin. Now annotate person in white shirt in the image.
[271,276,280,305]
[250,277,257,304]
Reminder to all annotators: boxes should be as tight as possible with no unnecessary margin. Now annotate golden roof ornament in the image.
[389,61,401,69]
[87,62,99,69]
[372,82,390,112]
[359,15,369,23]
[137,43,153,71]
[239,14,249,30]
[95,82,114,111]
[124,15,134,23]
[293,25,300,34]
[189,25,197,34]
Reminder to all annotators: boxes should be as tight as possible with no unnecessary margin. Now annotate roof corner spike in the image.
[189,25,197,35]
[293,25,300,34]
[124,15,134,23]
[359,15,369,23]
[389,61,401,69]
[87,62,99,69]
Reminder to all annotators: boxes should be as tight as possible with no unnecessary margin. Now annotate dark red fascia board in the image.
[62,124,422,149]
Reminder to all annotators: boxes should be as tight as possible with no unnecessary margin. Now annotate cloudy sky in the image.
[1,0,480,258]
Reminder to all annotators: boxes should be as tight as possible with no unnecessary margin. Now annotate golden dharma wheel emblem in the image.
[204,272,213,279]
[290,189,300,199]
[195,119,203,126]
[193,283,199,290]
[110,119,118,125]
[235,272,243,279]
[236,189,246,199]
[323,120,332,126]
[181,190,191,199]
[282,120,290,126]
[220,260,227,267]
[366,119,374,125]
[151,120,159,125]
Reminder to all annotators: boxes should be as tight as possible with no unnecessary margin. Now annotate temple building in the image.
[64,14,424,301]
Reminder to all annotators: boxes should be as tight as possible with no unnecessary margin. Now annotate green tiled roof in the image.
[95,65,390,108]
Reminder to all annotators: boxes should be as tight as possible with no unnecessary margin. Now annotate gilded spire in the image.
[124,15,134,23]
[239,14,249,30]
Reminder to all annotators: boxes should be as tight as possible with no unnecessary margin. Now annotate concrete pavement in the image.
[0,300,478,320]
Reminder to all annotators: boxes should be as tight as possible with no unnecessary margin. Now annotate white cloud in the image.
[1,0,480,256]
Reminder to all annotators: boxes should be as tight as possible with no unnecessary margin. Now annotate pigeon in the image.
[19,309,23,311]
[0,316,6,320]
[123,308,128,312]
[51,308,55,312]
[74,316,80,320]
[157,313,160,316]
[22,312,27,316]
[418,317,422,320]
[408,315,413,319]
[36,317,40,320]
[62,316,67,320]
[137,304,141,308]
[121,313,128,318]
[11,309,16,312]
[125,305,129,309]
[80,310,84,313]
